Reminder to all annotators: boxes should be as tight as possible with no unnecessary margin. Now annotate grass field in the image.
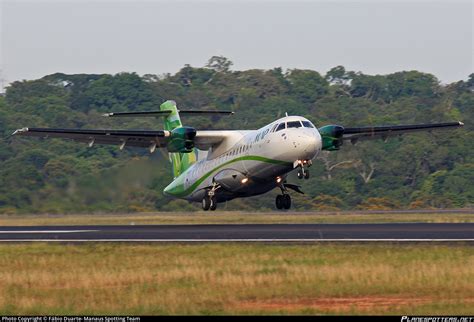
[0,210,473,226]
[0,243,473,315]
[1,211,473,315]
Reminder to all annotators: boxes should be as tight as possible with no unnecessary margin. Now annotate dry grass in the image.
[0,210,473,226]
[0,243,473,315]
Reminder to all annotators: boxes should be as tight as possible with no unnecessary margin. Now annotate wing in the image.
[12,127,169,152]
[342,121,464,142]
[12,127,251,153]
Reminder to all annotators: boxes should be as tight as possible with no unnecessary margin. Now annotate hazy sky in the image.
[0,0,472,91]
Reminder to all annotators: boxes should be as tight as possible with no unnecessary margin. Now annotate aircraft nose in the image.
[295,132,321,159]
[303,135,318,155]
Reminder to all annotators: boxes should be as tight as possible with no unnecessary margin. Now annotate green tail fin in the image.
[160,100,197,178]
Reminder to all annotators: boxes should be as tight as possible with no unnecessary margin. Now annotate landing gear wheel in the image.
[297,169,303,179]
[282,194,291,209]
[304,170,310,179]
[275,195,283,209]
[202,196,211,211]
[210,196,217,211]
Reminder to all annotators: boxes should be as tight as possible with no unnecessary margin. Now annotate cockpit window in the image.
[287,121,302,128]
[302,121,315,128]
[275,123,286,131]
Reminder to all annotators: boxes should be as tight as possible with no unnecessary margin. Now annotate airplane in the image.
[12,100,464,211]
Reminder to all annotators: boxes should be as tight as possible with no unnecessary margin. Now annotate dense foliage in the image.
[0,57,472,213]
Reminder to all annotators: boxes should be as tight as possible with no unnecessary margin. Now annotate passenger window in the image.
[302,121,315,128]
[287,121,302,128]
[276,123,286,132]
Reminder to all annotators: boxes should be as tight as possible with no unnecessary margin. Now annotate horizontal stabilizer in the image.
[103,110,234,117]
[103,110,171,117]
[180,110,234,115]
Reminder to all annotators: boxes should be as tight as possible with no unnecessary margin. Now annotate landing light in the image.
[276,177,282,183]
[241,177,249,184]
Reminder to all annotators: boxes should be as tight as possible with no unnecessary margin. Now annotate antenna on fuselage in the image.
[285,112,288,117]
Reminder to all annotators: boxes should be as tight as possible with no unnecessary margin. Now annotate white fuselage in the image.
[164,116,322,202]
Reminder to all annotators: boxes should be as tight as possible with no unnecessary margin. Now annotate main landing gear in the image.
[296,159,312,180]
[202,182,220,211]
[275,184,291,210]
[275,194,291,210]
[202,195,217,211]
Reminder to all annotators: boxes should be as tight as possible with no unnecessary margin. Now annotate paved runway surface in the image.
[0,223,473,242]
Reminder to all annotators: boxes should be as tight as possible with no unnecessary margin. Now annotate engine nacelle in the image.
[167,127,197,153]
[318,125,345,151]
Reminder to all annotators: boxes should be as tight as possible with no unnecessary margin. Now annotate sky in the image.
[0,0,472,92]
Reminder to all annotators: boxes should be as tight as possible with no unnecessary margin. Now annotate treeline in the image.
[0,56,472,213]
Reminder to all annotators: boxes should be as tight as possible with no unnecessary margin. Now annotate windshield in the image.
[275,123,286,131]
[287,121,302,128]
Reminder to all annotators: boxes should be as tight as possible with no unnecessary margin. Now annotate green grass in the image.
[0,210,473,226]
[0,243,472,315]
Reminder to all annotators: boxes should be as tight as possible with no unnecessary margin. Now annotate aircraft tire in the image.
[275,195,283,209]
[283,194,291,209]
[210,197,217,211]
[297,170,303,179]
[202,196,211,211]
[304,170,310,179]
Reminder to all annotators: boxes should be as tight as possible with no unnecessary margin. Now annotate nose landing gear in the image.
[297,168,310,179]
[295,159,312,180]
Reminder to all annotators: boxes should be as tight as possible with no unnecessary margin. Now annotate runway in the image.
[0,223,473,242]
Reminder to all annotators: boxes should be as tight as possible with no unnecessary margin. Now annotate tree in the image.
[349,73,388,101]
[325,65,351,85]
[317,151,357,180]
[206,56,233,73]
[1,67,472,213]
[386,71,439,100]
[286,69,329,103]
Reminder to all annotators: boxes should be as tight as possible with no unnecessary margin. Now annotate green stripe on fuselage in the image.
[164,155,292,198]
